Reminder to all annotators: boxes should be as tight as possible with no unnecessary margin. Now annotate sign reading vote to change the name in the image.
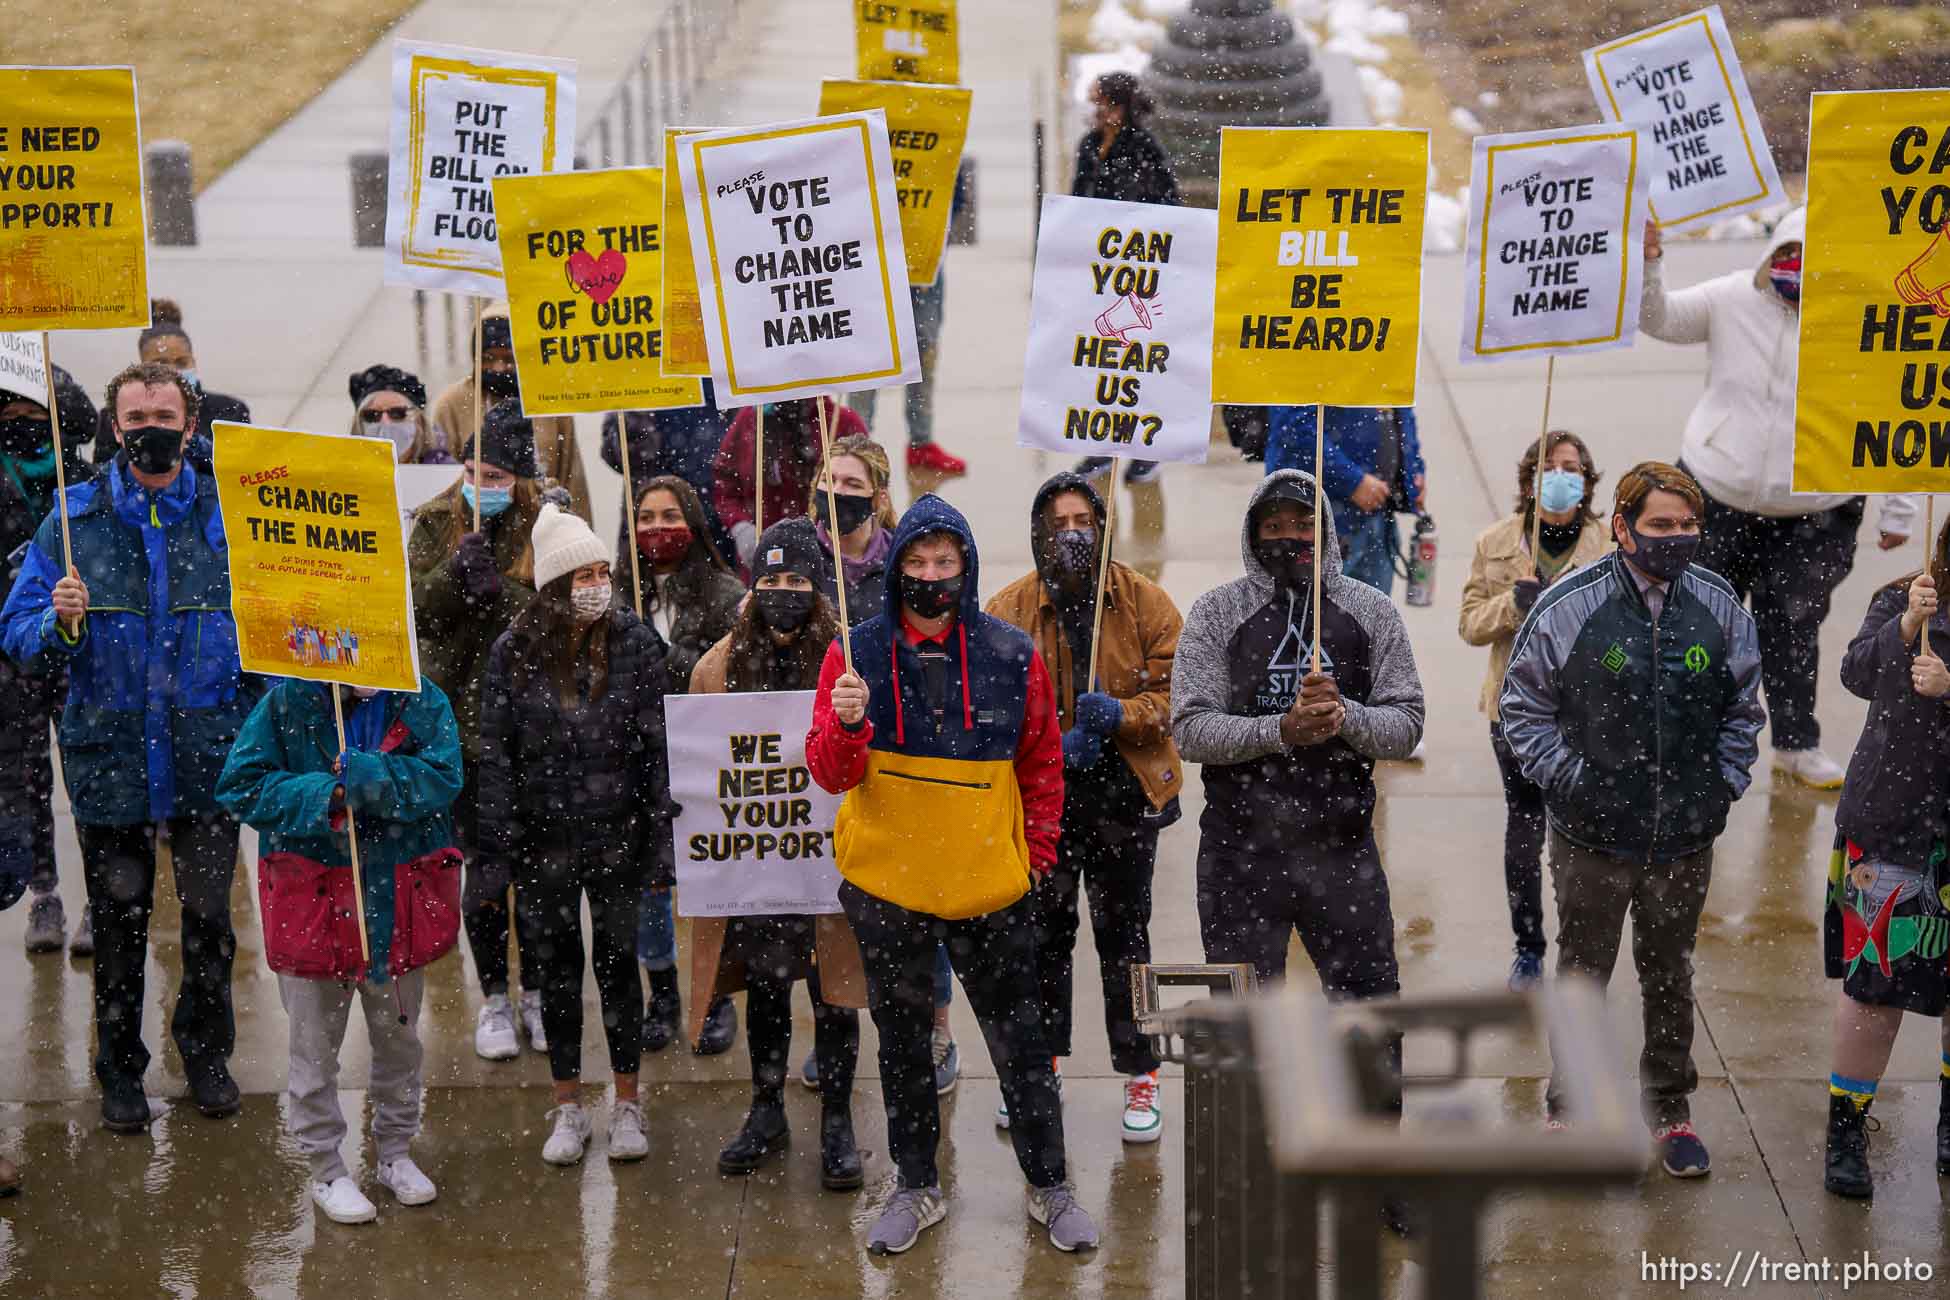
[667,691,843,918]
[818,80,971,285]
[0,67,147,331]
[1582,6,1781,231]
[0,333,48,407]
[661,127,711,378]
[1019,195,1216,464]
[385,40,576,295]
[493,167,704,417]
[213,423,420,692]
[1794,90,1950,496]
[1213,127,1428,407]
[1460,126,1652,363]
[855,0,959,85]
[675,111,919,407]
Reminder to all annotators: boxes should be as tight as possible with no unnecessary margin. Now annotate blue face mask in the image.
[462,482,513,518]
[1538,468,1585,513]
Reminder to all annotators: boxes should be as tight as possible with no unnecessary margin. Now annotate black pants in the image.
[0,659,61,893]
[840,881,1066,1190]
[1491,722,1548,959]
[78,813,239,1089]
[1691,482,1860,752]
[1032,808,1161,1075]
[745,957,860,1110]
[457,767,539,997]
[516,854,643,1081]
[1196,832,1400,998]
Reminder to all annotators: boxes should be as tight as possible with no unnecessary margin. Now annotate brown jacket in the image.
[683,633,868,1047]
[985,560,1184,810]
[1459,512,1611,719]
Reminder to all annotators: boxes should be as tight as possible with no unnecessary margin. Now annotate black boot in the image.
[717,1098,789,1175]
[1937,1077,1950,1178]
[643,967,681,1053]
[696,996,738,1056]
[1824,1092,1873,1199]
[820,1104,863,1191]
[188,1060,241,1119]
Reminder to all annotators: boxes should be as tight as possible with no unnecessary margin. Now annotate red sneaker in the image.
[907,442,968,476]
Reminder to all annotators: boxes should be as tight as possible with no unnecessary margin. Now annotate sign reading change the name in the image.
[1019,194,1216,464]
[674,111,919,408]
[667,691,843,918]
[1581,5,1781,231]
[1460,125,1651,363]
[384,40,576,295]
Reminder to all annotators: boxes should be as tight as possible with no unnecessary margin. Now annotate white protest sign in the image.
[1017,195,1215,463]
[1581,5,1782,231]
[667,690,843,918]
[0,333,48,407]
[384,40,577,294]
[673,111,919,408]
[1460,126,1652,363]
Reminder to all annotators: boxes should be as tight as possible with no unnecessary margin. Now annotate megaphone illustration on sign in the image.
[1094,292,1156,343]
[1895,228,1950,318]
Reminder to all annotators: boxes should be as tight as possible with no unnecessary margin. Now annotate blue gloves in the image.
[1062,726,1104,770]
[1073,691,1123,737]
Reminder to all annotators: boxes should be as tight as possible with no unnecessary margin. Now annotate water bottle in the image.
[1405,513,1437,607]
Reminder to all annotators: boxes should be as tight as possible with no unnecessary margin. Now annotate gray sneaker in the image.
[68,904,94,958]
[1027,1181,1100,1252]
[23,893,64,954]
[866,1183,946,1255]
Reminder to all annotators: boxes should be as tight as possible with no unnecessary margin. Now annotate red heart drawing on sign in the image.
[564,248,628,304]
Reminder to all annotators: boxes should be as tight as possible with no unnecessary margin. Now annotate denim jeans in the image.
[637,885,676,972]
[846,274,945,445]
[1338,510,1399,597]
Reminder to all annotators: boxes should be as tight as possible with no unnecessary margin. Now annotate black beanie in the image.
[751,517,824,587]
[461,400,540,477]
[479,315,513,352]
[348,364,427,412]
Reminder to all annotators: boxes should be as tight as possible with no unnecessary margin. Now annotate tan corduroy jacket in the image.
[1459,513,1611,719]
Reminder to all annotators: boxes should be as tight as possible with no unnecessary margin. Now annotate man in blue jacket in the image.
[0,361,261,1134]
[1265,405,1426,597]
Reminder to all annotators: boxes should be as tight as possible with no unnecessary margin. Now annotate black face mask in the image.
[753,587,816,635]
[0,415,50,458]
[122,424,186,475]
[814,490,876,536]
[899,573,963,619]
[1254,537,1314,590]
[1623,521,1701,584]
[1049,528,1097,581]
[481,368,520,402]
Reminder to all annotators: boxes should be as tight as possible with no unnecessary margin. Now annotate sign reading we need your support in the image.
[1460,126,1651,363]
[1019,195,1216,464]
[1213,127,1427,408]
[667,691,843,918]
[675,111,919,407]
[385,40,576,295]
[1581,5,1781,231]
[854,0,959,85]
[1794,90,1950,497]
[818,80,971,285]
[494,167,703,417]
[0,66,147,331]
[213,423,420,692]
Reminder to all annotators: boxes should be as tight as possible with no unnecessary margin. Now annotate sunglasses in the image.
[362,406,414,423]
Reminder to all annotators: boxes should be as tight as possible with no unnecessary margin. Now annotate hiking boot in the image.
[643,967,681,1053]
[696,996,738,1056]
[22,892,64,954]
[310,1175,376,1225]
[100,1079,154,1135]
[907,442,967,476]
[542,1103,593,1166]
[820,1105,864,1191]
[1825,1092,1873,1199]
[717,1100,789,1175]
[375,1156,437,1206]
[519,989,547,1052]
[1026,1180,1100,1252]
[68,904,93,958]
[1508,950,1544,993]
[866,1183,946,1255]
[188,1062,242,1119]
[608,1099,649,1162]
[932,1028,959,1095]
[1653,1121,1711,1178]
[1122,1071,1163,1144]
[474,994,518,1061]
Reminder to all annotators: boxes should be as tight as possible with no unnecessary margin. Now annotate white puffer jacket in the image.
[1639,207,1915,534]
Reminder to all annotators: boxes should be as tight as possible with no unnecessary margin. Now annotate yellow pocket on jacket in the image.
[835,751,1032,920]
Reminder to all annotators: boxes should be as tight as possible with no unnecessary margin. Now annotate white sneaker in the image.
[608,1099,649,1162]
[310,1175,377,1224]
[475,994,519,1060]
[520,990,548,1052]
[1774,747,1845,790]
[375,1156,437,1206]
[1122,1071,1163,1144]
[542,1102,593,1166]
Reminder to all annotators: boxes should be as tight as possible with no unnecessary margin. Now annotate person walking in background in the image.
[1458,432,1610,992]
[1641,211,1910,790]
[1264,405,1427,600]
[600,380,736,564]
[347,365,452,464]
[1501,462,1764,1179]
[90,298,250,469]
[431,304,592,521]
[216,676,464,1224]
[712,396,866,571]
[480,505,670,1167]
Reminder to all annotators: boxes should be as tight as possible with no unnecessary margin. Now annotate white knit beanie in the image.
[530,502,610,590]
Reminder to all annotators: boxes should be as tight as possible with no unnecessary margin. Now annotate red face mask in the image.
[637,525,692,566]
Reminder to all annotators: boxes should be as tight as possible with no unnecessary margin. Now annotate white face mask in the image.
[570,583,612,623]
[361,415,416,455]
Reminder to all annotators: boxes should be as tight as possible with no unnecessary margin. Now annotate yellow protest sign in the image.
[1212,127,1428,407]
[855,0,959,85]
[661,127,711,378]
[0,67,147,331]
[213,423,420,692]
[1795,90,1950,495]
[493,167,703,416]
[819,80,971,284]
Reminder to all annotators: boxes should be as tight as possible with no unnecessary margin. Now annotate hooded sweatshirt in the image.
[1640,208,1914,533]
[1170,470,1425,849]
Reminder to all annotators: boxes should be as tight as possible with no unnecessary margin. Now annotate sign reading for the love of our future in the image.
[0,333,49,407]
[1794,91,1950,496]
[1212,127,1428,408]
[817,79,971,285]
[1017,195,1216,464]
[660,127,711,378]
[0,66,148,331]
[1581,5,1782,231]
[384,40,576,295]
[854,0,959,86]
[493,167,704,417]
[666,691,843,918]
[674,111,920,408]
[1460,126,1652,363]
